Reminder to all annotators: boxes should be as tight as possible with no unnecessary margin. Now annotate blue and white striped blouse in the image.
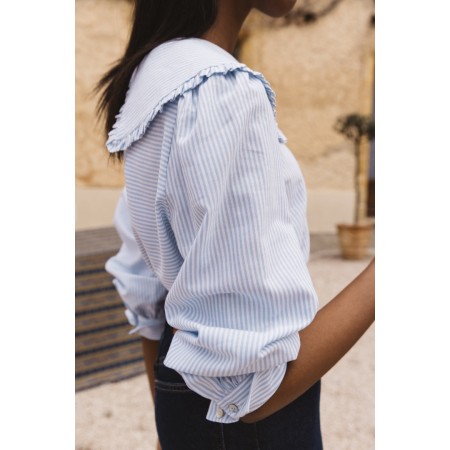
[105,38,318,423]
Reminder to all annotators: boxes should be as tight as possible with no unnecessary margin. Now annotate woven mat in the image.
[75,227,145,391]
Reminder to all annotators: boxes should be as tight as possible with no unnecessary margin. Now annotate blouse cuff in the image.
[182,364,287,423]
[124,309,165,341]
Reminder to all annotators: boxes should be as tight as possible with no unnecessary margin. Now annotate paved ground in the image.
[76,236,374,450]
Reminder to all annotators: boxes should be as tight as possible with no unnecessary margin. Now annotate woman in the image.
[97,0,375,448]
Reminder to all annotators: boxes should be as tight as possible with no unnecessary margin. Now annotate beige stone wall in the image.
[75,0,374,231]
[76,0,132,188]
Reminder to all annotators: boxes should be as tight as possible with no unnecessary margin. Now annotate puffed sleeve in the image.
[105,189,168,341]
[162,70,319,423]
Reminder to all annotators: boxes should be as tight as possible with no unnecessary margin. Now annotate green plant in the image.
[334,113,375,224]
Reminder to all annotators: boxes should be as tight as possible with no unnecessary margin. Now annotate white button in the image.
[216,408,224,418]
[228,404,239,414]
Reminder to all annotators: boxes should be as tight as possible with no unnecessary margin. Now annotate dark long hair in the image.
[96,0,219,160]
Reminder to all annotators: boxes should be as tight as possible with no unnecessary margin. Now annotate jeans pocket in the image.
[155,379,192,393]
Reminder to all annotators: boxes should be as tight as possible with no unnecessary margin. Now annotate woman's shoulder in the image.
[106,38,277,153]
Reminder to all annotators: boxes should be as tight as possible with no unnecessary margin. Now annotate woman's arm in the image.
[241,258,375,423]
[105,189,168,341]
[162,72,320,423]
[141,338,160,399]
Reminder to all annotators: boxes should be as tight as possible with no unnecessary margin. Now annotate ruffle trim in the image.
[106,64,278,153]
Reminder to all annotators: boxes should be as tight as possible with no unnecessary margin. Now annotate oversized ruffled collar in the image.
[106,38,279,152]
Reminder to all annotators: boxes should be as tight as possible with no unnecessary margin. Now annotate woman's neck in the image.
[201,0,252,54]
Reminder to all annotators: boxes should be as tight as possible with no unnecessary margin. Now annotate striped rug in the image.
[75,227,145,391]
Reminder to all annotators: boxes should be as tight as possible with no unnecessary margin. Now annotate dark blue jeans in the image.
[154,323,323,450]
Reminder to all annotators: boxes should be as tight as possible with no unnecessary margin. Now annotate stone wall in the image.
[76,0,132,188]
[75,0,374,231]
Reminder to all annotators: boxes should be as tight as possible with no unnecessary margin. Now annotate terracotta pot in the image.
[337,223,374,260]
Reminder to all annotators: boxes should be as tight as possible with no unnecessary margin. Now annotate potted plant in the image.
[334,113,375,259]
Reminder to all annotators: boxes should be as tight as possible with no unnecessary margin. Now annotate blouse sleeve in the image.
[105,189,168,341]
[162,70,319,423]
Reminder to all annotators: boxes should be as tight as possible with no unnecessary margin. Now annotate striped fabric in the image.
[105,38,318,423]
